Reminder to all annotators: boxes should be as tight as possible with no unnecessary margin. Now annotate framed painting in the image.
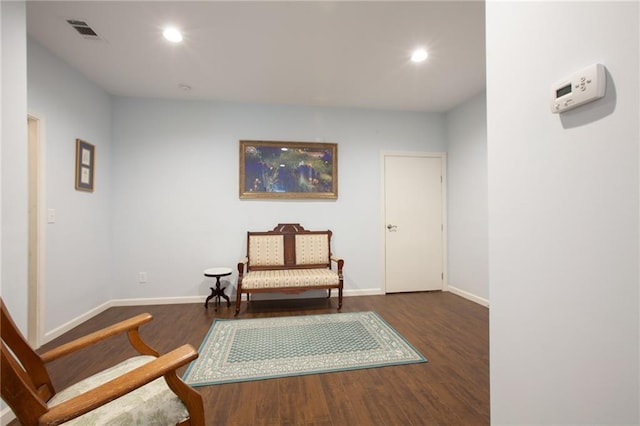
[75,139,95,192]
[239,140,338,199]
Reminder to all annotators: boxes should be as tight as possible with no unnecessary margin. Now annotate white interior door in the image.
[384,153,444,292]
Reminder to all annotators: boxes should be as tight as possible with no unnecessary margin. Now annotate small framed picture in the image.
[75,139,95,192]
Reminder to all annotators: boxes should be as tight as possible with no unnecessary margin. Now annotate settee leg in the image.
[235,292,242,316]
[338,288,343,311]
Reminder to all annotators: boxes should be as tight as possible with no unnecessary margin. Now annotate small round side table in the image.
[204,267,232,311]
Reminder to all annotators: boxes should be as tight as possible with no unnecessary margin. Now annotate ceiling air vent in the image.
[66,19,100,39]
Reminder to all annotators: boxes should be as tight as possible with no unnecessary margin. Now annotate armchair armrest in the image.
[39,344,201,426]
[40,313,158,363]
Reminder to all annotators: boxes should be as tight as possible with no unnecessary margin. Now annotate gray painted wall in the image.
[24,35,463,332]
[11,2,639,423]
[1,1,27,418]
[1,1,28,330]
[487,2,639,423]
[11,16,494,337]
[110,99,446,300]
[445,92,488,301]
[27,39,114,331]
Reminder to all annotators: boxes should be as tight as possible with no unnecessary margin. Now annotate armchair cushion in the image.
[48,355,188,425]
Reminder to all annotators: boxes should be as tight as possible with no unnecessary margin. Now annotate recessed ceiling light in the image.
[411,48,428,63]
[163,27,183,43]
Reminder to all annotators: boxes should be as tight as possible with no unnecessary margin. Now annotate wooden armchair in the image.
[0,298,204,425]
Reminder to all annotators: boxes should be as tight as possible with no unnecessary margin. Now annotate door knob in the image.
[387,224,397,231]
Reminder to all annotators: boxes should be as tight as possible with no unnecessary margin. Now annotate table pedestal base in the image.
[204,269,232,311]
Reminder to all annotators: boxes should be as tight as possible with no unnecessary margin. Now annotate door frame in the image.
[380,151,448,294]
[27,112,46,348]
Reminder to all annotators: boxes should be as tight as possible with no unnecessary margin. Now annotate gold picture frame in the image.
[239,140,338,199]
[75,139,95,192]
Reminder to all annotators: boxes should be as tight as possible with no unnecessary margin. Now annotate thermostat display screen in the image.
[556,84,572,98]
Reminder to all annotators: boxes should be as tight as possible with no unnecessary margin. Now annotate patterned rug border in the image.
[183,311,427,387]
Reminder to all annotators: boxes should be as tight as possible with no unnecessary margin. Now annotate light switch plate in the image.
[47,209,56,223]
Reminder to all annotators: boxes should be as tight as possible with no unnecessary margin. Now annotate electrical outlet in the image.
[138,272,148,283]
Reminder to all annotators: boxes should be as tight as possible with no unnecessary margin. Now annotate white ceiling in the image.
[26,1,486,113]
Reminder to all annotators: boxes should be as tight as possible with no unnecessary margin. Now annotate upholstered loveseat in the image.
[235,223,344,315]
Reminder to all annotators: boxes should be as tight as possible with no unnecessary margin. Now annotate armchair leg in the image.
[164,372,205,426]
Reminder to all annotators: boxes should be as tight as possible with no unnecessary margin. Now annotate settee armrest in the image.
[237,257,249,276]
[330,255,344,273]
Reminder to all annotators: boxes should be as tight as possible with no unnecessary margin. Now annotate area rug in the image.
[183,311,426,386]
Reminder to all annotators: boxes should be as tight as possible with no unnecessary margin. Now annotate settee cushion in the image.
[248,235,284,266]
[47,355,189,425]
[295,234,330,265]
[242,269,339,290]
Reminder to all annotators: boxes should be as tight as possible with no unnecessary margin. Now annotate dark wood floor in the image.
[30,292,489,425]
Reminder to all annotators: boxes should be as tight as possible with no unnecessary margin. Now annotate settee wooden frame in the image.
[236,223,344,315]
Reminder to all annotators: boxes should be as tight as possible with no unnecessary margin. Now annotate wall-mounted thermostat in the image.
[550,63,606,113]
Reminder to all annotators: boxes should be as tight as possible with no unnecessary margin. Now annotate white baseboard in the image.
[42,296,204,345]
[342,288,385,297]
[43,300,114,344]
[110,296,204,306]
[43,288,483,346]
[446,285,490,307]
[42,290,384,345]
[1,407,15,426]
